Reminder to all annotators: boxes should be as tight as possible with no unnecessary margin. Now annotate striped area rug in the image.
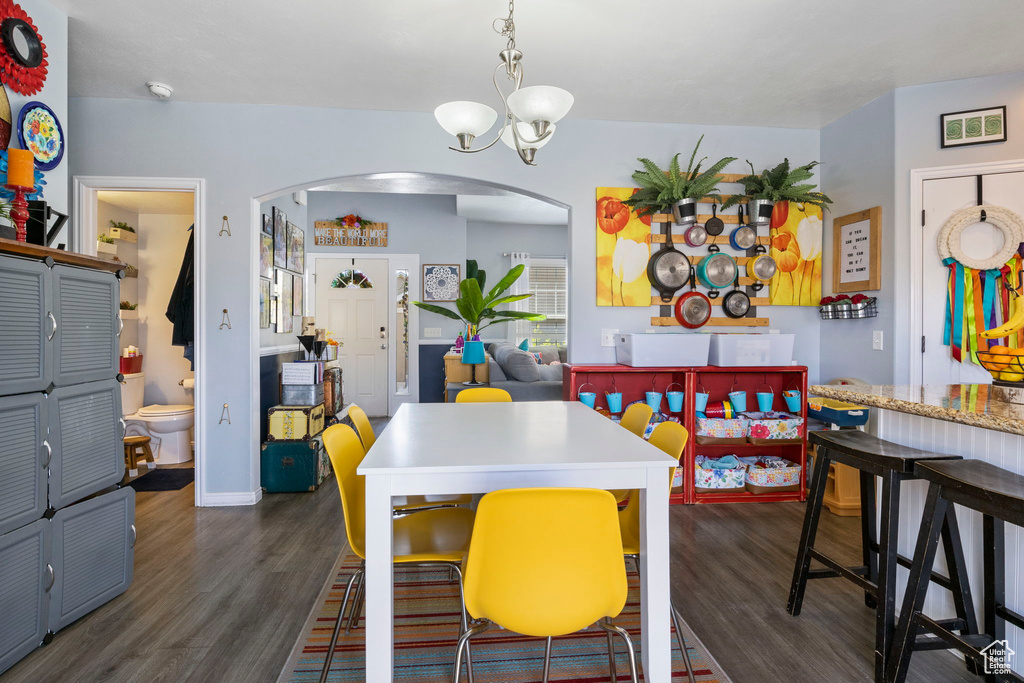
[279,550,732,682]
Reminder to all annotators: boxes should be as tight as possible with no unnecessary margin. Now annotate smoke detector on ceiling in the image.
[146,82,173,99]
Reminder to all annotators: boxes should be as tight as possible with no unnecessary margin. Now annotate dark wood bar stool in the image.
[886,459,1024,683]
[788,431,966,682]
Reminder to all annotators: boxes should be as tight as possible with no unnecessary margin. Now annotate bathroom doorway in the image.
[73,178,206,506]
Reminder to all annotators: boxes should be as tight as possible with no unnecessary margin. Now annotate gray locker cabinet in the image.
[0,257,51,395]
[0,519,51,675]
[49,487,134,632]
[48,380,125,509]
[0,394,48,536]
[51,265,119,387]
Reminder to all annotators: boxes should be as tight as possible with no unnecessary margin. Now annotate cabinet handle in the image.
[129,524,137,548]
[44,564,54,592]
[47,312,56,341]
[118,315,124,338]
[40,440,51,468]
[120,418,127,438]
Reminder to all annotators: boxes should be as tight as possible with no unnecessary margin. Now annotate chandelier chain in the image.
[492,0,516,51]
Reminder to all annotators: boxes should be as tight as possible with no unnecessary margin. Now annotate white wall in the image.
[820,92,896,384]
[137,213,194,405]
[68,97,819,498]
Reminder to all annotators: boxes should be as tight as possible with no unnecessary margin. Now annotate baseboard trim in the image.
[202,488,263,507]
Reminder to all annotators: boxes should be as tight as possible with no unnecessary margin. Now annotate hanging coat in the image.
[166,228,194,346]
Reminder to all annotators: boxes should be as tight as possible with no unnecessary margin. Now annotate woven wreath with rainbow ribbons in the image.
[938,204,1024,380]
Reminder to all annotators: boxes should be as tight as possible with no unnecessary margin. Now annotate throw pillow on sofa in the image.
[489,342,541,382]
[537,364,562,381]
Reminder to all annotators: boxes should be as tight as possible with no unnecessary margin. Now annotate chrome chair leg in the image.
[345,570,366,634]
[542,636,553,683]
[446,563,475,683]
[453,620,490,683]
[670,600,696,683]
[319,566,362,683]
[603,620,617,681]
[599,619,639,683]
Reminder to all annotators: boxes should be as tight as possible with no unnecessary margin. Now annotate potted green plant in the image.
[622,135,737,226]
[97,233,117,254]
[108,220,137,242]
[723,159,833,225]
[412,264,546,338]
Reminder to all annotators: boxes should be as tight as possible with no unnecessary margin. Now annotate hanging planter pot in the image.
[672,198,697,226]
[747,198,775,226]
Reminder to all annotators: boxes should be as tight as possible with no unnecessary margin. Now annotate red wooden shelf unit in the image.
[562,363,809,505]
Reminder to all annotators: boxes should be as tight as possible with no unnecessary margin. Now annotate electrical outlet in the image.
[424,327,441,338]
[601,329,619,347]
[872,330,883,351]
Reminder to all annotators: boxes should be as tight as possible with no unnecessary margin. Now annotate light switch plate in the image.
[424,327,442,338]
[601,329,619,347]
[872,330,883,351]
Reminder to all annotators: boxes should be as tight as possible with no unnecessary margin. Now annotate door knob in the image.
[380,344,388,350]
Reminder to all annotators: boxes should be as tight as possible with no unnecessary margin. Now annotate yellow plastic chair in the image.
[609,403,654,503]
[618,420,696,683]
[455,387,512,403]
[455,488,638,683]
[348,404,473,513]
[319,424,477,683]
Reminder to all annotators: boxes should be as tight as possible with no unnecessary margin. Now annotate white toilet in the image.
[121,372,195,464]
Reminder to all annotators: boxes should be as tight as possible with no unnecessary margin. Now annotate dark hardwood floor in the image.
[5,451,974,682]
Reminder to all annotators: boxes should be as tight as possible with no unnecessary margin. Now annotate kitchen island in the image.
[809,383,1024,675]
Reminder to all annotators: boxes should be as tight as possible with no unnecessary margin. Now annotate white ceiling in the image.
[52,0,1024,128]
[457,195,567,225]
[97,190,194,215]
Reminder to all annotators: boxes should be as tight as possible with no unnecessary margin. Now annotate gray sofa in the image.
[446,342,565,401]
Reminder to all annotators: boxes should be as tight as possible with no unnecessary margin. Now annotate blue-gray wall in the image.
[892,71,1024,382]
[465,220,569,307]
[67,97,819,499]
[820,91,896,384]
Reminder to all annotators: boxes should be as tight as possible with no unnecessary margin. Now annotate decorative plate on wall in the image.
[18,101,62,169]
[0,1,48,95]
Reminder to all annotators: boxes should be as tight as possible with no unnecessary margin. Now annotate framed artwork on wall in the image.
[259,278,271,328]
[260,232,273,279]
[273,207,287,268]
[422,264,461,302]
[292,273,303,316]
[831,206,882,292]
[941,106,1007,148]
[286,221,304,272]
[270,296,279,333]
[262,213,272,235]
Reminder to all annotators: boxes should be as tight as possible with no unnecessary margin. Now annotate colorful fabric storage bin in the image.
[695,416,749,444]
[694,455,747,492]
[741,411,804,444]
[740,456,802,494]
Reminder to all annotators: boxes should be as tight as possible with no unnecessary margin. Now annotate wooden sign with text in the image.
[313,221,388,247]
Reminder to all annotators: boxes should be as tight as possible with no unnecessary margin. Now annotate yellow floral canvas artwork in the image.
[768,201,822,306]
[596,187,652,307]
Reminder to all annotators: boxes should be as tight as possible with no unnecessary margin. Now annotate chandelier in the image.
[434,0,573,166]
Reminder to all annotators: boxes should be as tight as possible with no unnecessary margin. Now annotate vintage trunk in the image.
[267,404,325,442]
[260,437,331,492]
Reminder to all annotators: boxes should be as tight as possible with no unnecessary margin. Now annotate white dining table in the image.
[357,400,679,682]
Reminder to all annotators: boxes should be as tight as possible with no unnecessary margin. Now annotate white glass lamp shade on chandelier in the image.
[433,0,573,165]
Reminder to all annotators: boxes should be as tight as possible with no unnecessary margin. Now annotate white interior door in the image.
[921,172,1024,384]
[315,258,389,416]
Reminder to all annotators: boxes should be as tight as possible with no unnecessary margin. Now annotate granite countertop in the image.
[808,384,1024,436]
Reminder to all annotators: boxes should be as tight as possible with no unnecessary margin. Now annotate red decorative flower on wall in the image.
[0,1,48,96]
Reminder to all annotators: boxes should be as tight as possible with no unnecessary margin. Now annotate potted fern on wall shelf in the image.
[723,159,833,225]
[622,135,737,226]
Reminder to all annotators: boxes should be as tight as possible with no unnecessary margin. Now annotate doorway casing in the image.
[72,176,208,506]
